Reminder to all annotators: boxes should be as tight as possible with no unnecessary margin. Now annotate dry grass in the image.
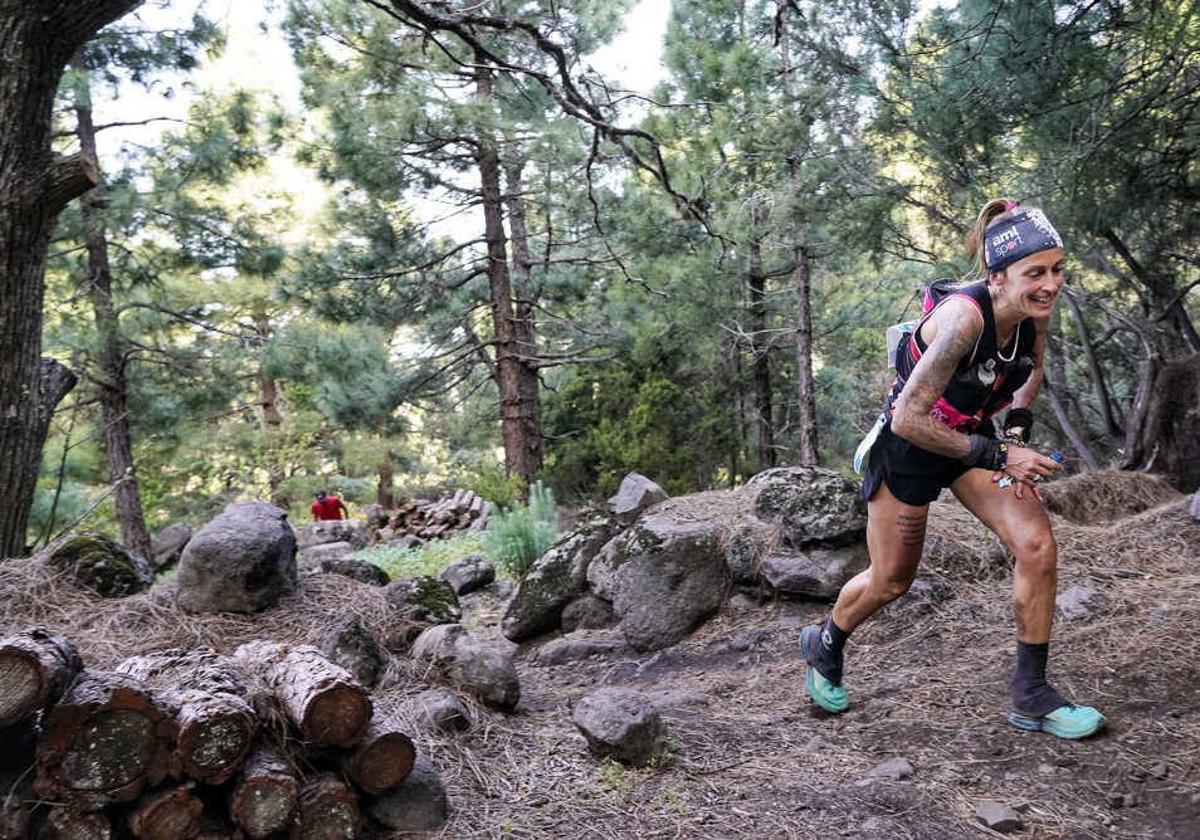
[2,471,1198,839]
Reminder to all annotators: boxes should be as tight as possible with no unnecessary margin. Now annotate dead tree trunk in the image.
[116,649,257,784]
[341,715,416,795]
[35,670,176,810]
[254,313,288,511]
[376,453,395,509]
[125,783,203,840]
[475,59,534,490]
[503,153,544,484]
[0,627,82,727]
[230,743,300,839]
[0,0,140,558]
[72,54,152,562]
[291,773,358,840]
[233,642,371,748]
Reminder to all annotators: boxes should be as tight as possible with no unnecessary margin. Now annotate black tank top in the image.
[887,280,1037,431]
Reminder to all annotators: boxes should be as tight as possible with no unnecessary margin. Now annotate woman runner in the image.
[799,199,1105,740]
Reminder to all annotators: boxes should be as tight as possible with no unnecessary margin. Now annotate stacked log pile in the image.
[385,490,489,542]
[0,628,417,839]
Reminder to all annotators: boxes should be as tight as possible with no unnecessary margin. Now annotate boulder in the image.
[384,576,461,625]
[590,507,731,652]
[175,501,297,614]
[410,624,520,710]
[560,594,615,632]
[744,466,866,548]
[299,541,355,563]
[46,533,153,598]
[406,688,471,733]
[535,636,628,666]
[365,754,448,832]
[608,473,669,524]
[318,616,388,688]
[502,519,614,642]
[319,557,389,586]
[439,554,495,595]
[759,544,869,600]
[572,688,666,767]
[149,523,191,570]
[359,503,390,531]
[975,801,1022,833]
[295,519,370,551]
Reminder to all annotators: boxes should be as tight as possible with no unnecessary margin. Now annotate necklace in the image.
[996,321,1020,362]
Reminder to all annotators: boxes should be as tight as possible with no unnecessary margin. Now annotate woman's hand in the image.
[992,445,1063,501]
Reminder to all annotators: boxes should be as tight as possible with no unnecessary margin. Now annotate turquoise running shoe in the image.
[799,625,849,714]
[1009,704,1106,739]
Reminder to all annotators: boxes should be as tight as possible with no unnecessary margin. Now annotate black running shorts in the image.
[860,422,993,506]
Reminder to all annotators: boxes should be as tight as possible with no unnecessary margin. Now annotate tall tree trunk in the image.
[502,153,543,480]
[254,313,288,510]
[73,56,152,561]
[376,453,394,509]
[474,59,533,490]
[776,0,819,465]
[747,203,776,470]
[0,0,139,557]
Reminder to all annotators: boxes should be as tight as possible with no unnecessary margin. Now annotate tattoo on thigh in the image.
[896,512,927,547]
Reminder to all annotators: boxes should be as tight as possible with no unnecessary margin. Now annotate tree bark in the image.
[232,641,371,748]
[341,715,416,795]
[253,314,288,510]
[291,773,358,840]
[747,202,776,470]
[0,627,82,727]
[34,669,176,811]
[0,0,142,558]
[376,453,395,509]
[776,0,819,465]
[72,55,153,562]
[230,742,300,839]
[503,153,544,483]
[116,649,258,785]
[125,783,203,840]
[474,59,533,490]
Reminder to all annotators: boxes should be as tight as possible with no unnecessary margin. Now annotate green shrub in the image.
[484,481,558,578]
[457,460,526,508]
[354,532,487,580]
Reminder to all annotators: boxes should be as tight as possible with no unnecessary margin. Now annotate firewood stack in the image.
[0,628,417,839]
[385,489,489,542]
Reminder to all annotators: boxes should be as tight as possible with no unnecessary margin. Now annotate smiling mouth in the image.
[1030,293,1056,305]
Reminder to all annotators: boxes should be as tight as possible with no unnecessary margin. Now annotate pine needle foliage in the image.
[484,481,559,578]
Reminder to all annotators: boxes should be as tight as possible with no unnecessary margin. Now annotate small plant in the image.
[354,532,487,580]
[483,480,558,578]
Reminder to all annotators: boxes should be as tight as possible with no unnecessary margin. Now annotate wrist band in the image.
[964,435,1007,471]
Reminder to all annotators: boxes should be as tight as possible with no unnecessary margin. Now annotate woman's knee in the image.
[1011,529,1058,577]
[868,571,915,604]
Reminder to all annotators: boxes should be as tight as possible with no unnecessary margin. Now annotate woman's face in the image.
[992,247,1065,318]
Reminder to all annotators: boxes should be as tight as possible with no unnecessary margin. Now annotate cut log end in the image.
[60,709,156,791]
[126,784,203,840]
[302,689,371,748]
[37,806,113,840]
[0,658,40,723]
[181,712,255,783]
[344,727,416,795]
[232,745,300,839]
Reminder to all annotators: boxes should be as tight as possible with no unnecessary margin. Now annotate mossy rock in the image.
[47,533,153,598]
[384,576,461,625]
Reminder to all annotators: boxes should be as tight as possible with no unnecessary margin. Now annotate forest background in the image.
[4,0,1198,559]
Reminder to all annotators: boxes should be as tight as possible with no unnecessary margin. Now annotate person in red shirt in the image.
[311,490,348,521]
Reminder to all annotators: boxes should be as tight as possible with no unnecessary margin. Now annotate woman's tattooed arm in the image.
[890,300,983,457]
